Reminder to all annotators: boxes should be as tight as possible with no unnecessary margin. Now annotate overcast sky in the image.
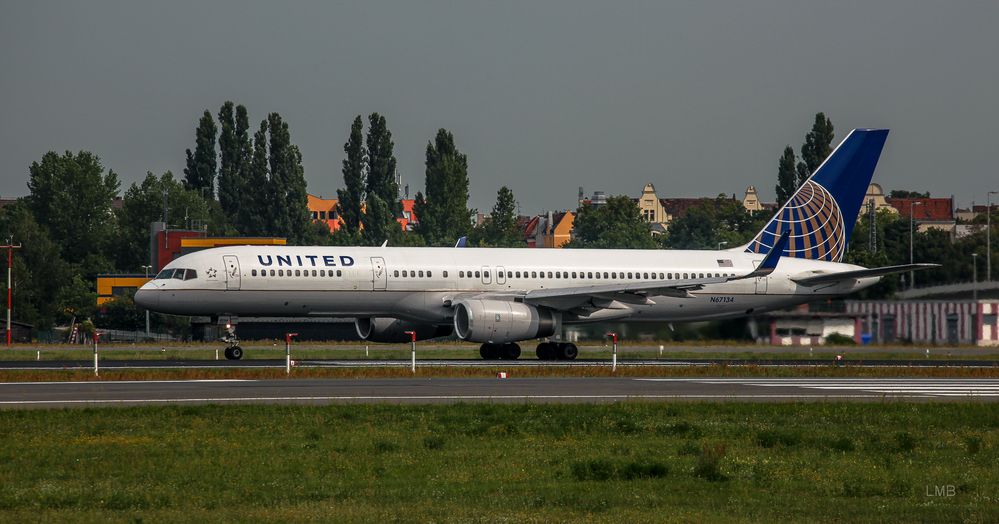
[2,1,997,214]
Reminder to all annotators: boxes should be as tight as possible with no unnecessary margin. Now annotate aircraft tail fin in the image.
[746,128,889,262]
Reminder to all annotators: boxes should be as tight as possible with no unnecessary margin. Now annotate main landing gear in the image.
[536,342,578,361]
[221,323,243,360]
[479,343,521,360]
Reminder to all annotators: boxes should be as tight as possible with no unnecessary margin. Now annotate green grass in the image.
[0,403,996,522]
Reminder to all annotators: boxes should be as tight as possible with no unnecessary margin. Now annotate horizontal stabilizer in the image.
[792,263,939,286]
[742,230,789,279]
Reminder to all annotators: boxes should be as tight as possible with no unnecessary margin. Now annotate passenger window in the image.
[659,273,664,279]
[278,269,284,277]
[459,271,464,278]
[475,271,481,278]
[603,272,608,279]
[516,271,521,278]
[403,270,408,277]
[252,269,257,277]
[611,272,617,279]
[419,270,424,277]
[312,270,317,277]
[587,272,593,278]
[547,271,553,278]
[443,271,448,277]
[294,270,300,277]
[484,271,489,278]
[532,271,537,278]
[270,269,275,276]
[321,270,326,277]
[428,271,433,277]
[643,272,649,279]
[336,270,342,277]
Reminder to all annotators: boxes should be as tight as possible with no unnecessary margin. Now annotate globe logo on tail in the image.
[746,180,846,262]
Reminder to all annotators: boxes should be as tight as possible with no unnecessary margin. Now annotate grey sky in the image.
[2,1,997,214]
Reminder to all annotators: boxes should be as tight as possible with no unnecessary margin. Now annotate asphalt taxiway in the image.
[1,377,997,408]
[1,357,996,370]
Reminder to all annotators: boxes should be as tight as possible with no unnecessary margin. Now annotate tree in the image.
[472,186,522,247]
[795,112,834,186]
[238,120,272,236]
[265,113,311,244]
[113,171,219,271]
[0,201,82,330]
[362,113,401,246]
[567,195,657,249]
[217,102,251,222]
[663,195,766,249]
[184,110,218,197]
[775,146,798,208]
[889,190,930,199]
[26,150,119,270]
[337,116,366,237]
[415,129,472,246]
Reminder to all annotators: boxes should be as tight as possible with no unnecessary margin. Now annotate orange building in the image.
[542,211,575,248]
[308,194,418,233]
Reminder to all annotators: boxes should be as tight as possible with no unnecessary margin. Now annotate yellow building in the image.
[637,183,670,225]
[541,211,575,248]
[97,275,151,305]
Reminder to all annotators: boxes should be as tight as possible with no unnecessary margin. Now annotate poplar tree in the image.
[337,116,366,236]
[477,186,521,247]
[775,146,798,208]
[238,120,271,235]
[795,112,835,186]
[217,101,250,222]
[363,113,401,245]
[266,112,310,244]
[414,129,472,246]
[184,110,218,197]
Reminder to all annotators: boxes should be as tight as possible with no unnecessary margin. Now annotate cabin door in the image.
[370,257,387,290]
[223,255,241,291]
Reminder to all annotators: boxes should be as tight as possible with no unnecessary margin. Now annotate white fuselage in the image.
[135,245,878,325]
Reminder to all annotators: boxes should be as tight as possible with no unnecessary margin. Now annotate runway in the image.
[1,377,997,408]
[1,357,996,370]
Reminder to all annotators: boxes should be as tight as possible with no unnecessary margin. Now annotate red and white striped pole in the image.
[606,332,618,372]
[405,331,417,373]
[2,240,21,347]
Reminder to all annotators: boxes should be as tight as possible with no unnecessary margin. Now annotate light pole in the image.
[972,253,978,302]
[717,241,728,250]
[2,237,22,346]
[909,201,923,289]
[141,265,152,335]
[988,191,997,282]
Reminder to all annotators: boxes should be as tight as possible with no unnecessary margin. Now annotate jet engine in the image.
[453,299,556,344]
[355,317,452,343]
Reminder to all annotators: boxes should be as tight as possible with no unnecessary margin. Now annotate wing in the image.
[791,263,939,286]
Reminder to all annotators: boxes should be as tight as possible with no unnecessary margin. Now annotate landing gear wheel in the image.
[480,343,500,360]
[557,342,578,361]
[501,343,521,360]
[225,345,243,360]
[536,342,556,360]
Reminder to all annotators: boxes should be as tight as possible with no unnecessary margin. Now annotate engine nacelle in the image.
[453,299,556,344]
[355,317,452,343]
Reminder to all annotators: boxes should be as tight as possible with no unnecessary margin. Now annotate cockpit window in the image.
[184,269,197,280]
[172,269,186,280]
[155,269,173,280]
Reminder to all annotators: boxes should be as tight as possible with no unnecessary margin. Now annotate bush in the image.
[825,332,856,345]
[893,432,917,453]
[570,459,669,481]
[829,437,855,452]
[694,443,728,482]
[422,436,445,450]
[756,429,800,448]
[964,436,982,455]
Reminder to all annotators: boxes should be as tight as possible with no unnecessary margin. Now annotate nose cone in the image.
[134,285,158,310]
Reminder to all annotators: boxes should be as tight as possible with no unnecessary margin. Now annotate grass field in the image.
[0,403,996,522]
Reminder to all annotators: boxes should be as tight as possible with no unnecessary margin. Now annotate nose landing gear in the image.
[221,323,243,360]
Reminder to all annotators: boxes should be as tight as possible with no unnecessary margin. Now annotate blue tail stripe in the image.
[746,128,888,262]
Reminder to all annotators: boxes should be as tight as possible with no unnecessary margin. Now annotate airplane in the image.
[135,128,936,360]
